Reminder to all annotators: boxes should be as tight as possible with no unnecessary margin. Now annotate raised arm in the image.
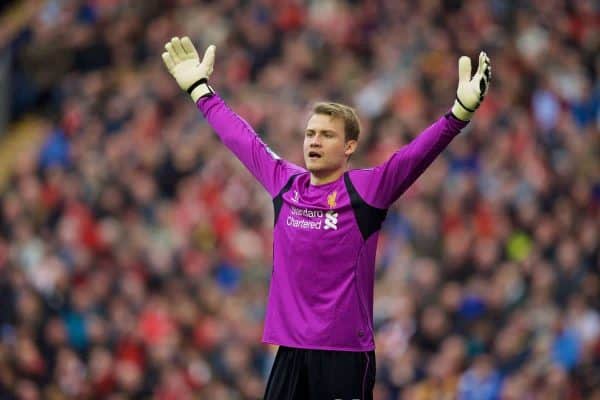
[349,52,492,209]
[161,36,304,197]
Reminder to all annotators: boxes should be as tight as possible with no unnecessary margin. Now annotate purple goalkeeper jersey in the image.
[198,94,468,351]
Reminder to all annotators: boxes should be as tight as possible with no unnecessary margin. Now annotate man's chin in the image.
[305,162,324,174]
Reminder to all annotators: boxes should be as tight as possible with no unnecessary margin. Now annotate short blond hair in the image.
[312,102,360,142]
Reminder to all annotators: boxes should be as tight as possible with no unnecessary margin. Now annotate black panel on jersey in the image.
[273,174,300,225]
[344,173,388,241]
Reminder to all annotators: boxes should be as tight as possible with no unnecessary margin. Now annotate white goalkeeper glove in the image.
[451,51,492,121]
[162,36,216,103]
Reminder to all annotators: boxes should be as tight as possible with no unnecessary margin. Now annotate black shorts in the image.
[263,346,376,400]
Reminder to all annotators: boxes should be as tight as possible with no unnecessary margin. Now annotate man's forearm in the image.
[197,93,266,160]
[196,93,303,197]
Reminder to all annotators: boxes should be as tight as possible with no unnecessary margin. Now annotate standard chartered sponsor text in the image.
[287,206,324,230]
[290,206,323,218]
[286,215,322,229]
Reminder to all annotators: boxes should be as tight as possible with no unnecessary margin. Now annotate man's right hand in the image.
[162,36,216,102]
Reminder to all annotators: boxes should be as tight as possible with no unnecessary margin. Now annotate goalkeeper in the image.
[162,36,491,400]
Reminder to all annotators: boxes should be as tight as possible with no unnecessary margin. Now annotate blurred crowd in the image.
[1,0,599,399]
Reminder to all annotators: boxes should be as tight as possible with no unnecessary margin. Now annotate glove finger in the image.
[162,52,175,71]
[458,56,472,84]
[165,42,180,63]
[181,36,199,58]
[479,75,488,99]
[476,51,487,76]
[484,64,491,84]
[201,45,216,75]
[171,37,187,59]
[479,61,491,99]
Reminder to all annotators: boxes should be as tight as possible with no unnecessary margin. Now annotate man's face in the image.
[303,113,356,176]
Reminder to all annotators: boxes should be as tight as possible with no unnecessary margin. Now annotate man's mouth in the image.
[308,151,322,159]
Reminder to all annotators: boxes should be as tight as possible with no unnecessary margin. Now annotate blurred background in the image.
[0,0,598,399]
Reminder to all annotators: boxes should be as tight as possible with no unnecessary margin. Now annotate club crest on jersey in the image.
[327,191,337,209]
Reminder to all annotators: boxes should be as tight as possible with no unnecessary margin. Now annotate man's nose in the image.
[310,136,322,146]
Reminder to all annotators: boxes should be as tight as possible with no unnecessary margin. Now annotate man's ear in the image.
[344,140,357,157]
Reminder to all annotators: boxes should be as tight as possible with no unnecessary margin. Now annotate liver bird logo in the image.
[327,191,337,209]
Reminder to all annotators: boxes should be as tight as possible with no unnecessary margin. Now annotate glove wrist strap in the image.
[188,78,215,102]
[187,78,208,95]
[451,99,474,122]
[456,96,476,113]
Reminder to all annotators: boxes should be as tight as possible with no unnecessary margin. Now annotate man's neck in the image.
[309,168,345,186]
